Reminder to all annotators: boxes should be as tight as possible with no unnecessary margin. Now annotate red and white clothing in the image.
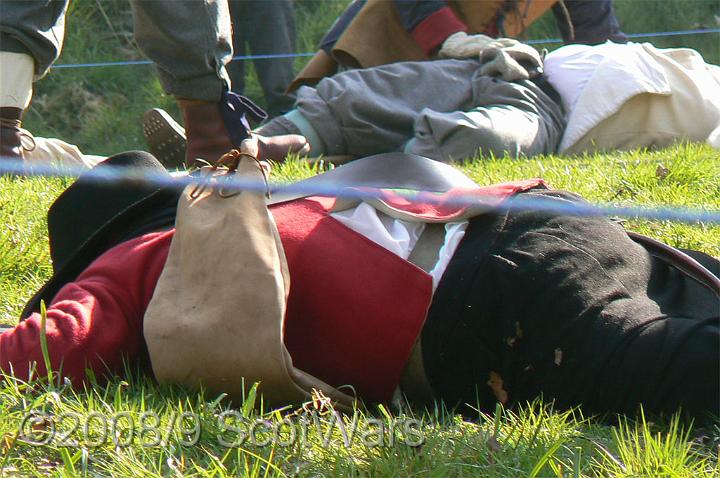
[3,178,716,419]
[0,181,540,402]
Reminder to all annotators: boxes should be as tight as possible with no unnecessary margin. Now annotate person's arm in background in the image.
[0,231,172,384]
[318,0,467,57]
[552,0,627,44]
[319,0,626,61]
[318,0,368,54]
[394,0,468,55]
[404,0,629,49]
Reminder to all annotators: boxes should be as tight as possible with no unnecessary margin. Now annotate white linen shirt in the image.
[332,202,467,290]
[543,41,720,153]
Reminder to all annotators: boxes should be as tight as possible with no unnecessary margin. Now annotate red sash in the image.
[271,197,433,403]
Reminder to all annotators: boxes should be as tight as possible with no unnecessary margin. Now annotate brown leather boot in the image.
[0,107,24,160]
[178,99,234,169]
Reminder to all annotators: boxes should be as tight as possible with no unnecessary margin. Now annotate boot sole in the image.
[142,108,187,170]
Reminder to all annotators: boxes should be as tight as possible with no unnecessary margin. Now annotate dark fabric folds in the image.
[423,189,719,420]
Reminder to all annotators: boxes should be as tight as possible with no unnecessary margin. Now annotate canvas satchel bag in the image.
[144,142,355,409]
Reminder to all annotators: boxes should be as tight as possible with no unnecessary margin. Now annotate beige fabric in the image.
[144,141,355,409]
[290,0,556,91]
[561,43,720,154]
[439,33,542,81]
[22,133,104,168]
[479,39,542,81]
[0,52,33,109]
[438,31,495,59]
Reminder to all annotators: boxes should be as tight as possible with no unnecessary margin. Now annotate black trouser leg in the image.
[423,190,719,420]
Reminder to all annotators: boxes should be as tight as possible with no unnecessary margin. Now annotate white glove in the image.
[479,39,542,82]
[438,31,495,58]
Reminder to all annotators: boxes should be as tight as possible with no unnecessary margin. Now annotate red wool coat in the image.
[0,180,542,401]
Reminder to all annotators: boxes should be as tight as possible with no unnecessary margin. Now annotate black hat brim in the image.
[21,153,181,318]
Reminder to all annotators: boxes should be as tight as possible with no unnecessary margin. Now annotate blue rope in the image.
[18,26,720,224]
[51,52,316,70]
[525,27,720,44]
[50,28,720,70]
[1,157,718,225]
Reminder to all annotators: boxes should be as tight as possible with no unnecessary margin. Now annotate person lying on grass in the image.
[145,41,720,169]
[144,37,566,167]
[0,137,718,422]
[255,41,720,161]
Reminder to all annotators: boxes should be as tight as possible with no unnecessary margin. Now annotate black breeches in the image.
[422,189,719,420]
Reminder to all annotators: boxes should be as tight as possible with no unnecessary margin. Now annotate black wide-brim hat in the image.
[21,151,182,318]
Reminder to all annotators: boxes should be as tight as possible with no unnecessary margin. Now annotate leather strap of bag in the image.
[397,223,447,405]
[626,231,720,296]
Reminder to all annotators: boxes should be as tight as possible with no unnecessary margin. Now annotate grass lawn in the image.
[2,0,719,475]
[0,144,718,476]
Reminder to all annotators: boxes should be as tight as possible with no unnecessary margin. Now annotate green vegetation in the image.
[0,376,716,477]
[1,0,719,476]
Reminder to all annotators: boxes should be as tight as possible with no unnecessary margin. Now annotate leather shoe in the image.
[142,108,187,169]
[0,107,25,160]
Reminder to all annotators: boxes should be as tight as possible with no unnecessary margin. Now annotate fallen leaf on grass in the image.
[656,164,670,179]
[0,433,13,454]
[487,434,502,453]
[487,371,508,404]
[288,387,335,418]
[506,322,524,347]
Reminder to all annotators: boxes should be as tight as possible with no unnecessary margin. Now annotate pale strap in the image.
[398,223,446,405]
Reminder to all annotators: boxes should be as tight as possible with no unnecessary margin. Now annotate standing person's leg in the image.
[132,0,308,167]
[130,0,236,166]
[240,0,297,116]
[0,0,69,159]
[226,0,247,97]
[552,0,627,45]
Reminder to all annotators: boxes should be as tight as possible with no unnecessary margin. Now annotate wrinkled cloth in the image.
[0,52,33,108]
[544,42,720,153]
[438,31,494,58]
[292,59,564,162]
[479,39,542,81]
[439,33,543,81]
[423,189,719,419]
[22,133,103,169]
